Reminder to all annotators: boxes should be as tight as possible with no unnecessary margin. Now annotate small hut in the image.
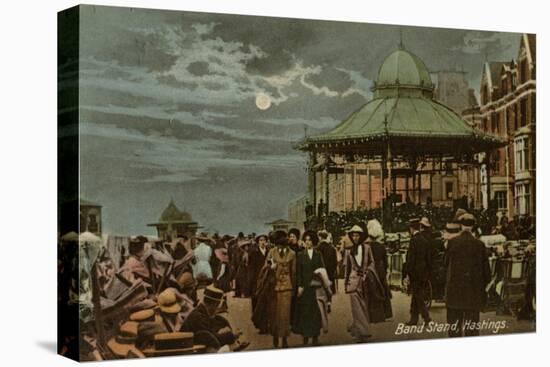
[147,199,200,240]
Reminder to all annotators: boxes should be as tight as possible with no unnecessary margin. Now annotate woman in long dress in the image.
[293,231,325,346]
[366,219,392,322]
[343,224,377,342]
[266,230,296,348]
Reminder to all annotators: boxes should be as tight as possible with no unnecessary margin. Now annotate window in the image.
[531,95,536,124]
[495,191,507,210]
[514,137,529,172]
[516,183,531,215]
[88,214,98,233]
[445,182,454,199]
[520,98,527,127]
[520,59,528,83]
[491,114,498,133]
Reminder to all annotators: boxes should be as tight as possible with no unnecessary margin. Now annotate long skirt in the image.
[292,288,322,337]
[271,290,292,337]
[348,289,370,338]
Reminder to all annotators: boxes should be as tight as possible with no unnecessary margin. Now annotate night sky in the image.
[74,5,521,235]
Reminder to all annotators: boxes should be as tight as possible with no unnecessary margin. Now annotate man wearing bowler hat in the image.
[445,213,491,337]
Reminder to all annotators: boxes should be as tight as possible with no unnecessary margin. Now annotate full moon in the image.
[255,93,272,110]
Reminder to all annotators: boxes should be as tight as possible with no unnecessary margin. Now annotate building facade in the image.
[80,199,102,236]
[464,33,536,217]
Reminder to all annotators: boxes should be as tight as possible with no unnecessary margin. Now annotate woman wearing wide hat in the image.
[343,224,379,342]
[366,219,392,322]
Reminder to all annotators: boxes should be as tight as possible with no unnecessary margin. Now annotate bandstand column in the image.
[325,163,330,214]
[486,151,492,209]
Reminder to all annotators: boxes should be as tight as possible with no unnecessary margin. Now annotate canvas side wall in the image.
[57,5,81,362]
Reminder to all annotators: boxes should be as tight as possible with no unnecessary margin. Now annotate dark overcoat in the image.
[317,241,338,291]
[445,231,491,310]
[181,303,235,348]
[249,244,270,306]
[369,241,392,320]
[405,231,433,283]
[292,249,325,337]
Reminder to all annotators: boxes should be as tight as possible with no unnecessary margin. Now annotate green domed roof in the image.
[375,48,433,94]
[297,46,506,156]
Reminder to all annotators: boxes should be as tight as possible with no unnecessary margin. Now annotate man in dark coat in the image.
[445,213,491,337]
[404,218,432,325]
[234,240,252,298]
[182,285,248,351]
[316,230,338,295]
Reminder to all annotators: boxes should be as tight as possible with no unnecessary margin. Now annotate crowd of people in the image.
[59,206,535,360]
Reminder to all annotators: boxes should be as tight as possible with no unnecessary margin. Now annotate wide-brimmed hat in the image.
[107,322,143,358]
[271,230,288,246]
[158,289,182,314]
[120,321,139,338]
[454,208,468,222]
[141,332,206,356]
[408,218,420,226]
[420,217,431,228]
[459,213,476,226]
[347,225,364,234]
[128,299,157,314]
[107,336,141,358]
[176,272,195,289]
[444,222,461,233]
[238,239,252,248]
[154,332,194,350]
[130,309,156,322]
[195,235,214,244]
[366,219,384,240]
[203,285,224,304]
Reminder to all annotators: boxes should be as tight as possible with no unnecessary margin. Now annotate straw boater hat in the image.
[157,289,182,314]
[142,332,206,357]
[129,299,157,314]
[130,309,156,323]
[454,208,468,222]
[176,272,196,289]
[444,222,461,233]
[408,218,420,226]
[459,213,476,227]
[107,322,144,358]
[120,321,139,338]
[347,225,364,234]
[420,217,431,228]
[203,285,224,304]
